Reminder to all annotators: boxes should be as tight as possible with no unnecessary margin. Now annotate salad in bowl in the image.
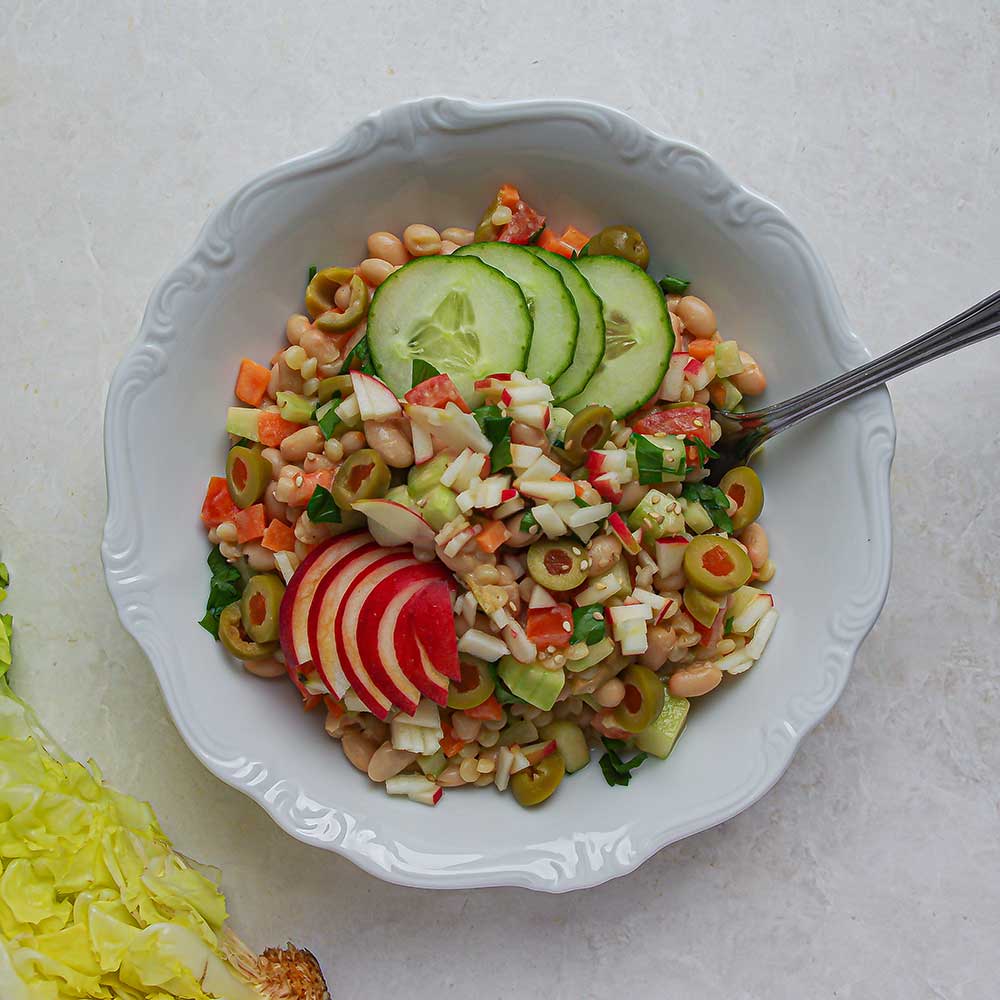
[198,183,778,810]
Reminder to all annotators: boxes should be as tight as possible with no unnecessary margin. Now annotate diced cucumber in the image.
[385,485,419,511]
[635,693,689,758]
[497,655,564,711]
[679,497,714,534]
[627,489,686,541]
[407,454,450,498]
[276,391,314,424]
[566,635,615,673]
[714,377,743,410]
[629,433,686,481]
[226,407,261,442]
[713,341,744,379]
[417,749,447,778]
[525,246,606,402]
[367,256,532,402]
[538,721,591,773]
[454,242,578,384]
[564,256,674,418]
[418,484,461,531]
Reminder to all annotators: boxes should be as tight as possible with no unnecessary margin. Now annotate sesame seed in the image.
[650,494,661,505]
[294,475,304,487]
[595,583,607,591]
[580,560,590,570]
[546,645,556,654]
[592,611,604,621]
[528,525,539,534]
[508,601,517,611]
[693,419,704,428]
[571,547,581,556]
[562,621,572,632]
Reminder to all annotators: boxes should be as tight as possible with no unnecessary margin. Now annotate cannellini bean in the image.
[693,389,710,404]
[299,327,342,367]
[324,437,344,463]
[366,231,409,266]
[641,625,677,669]
[244,541,277,572]
[363,419,413,468]
[340,430,366,455]
[280,425,325,463]
[341,730,379,773]
[586,534,622,577]
[504,514,541,548]
[243,657,285,679]
[403,224,442,256]
[295,511,331,545]
[261,447,284,480]
[359,258,396,286]
[442,226,475,246]
[731,352,767,395]
[595,678,625,708]
[263,482,288,523]
[440,240,460,255]
[303,452,333,473]
[619,482,652,511]
[437,763,465,787]
[738,522,769,570]
[669,663,723,698]
[333,284,353,310]
[367,743,417,782]
[286,313,311,345]
[677,296,717,338]
[216,520,238,544]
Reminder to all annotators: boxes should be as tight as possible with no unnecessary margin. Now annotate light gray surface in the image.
[1,1,998,997]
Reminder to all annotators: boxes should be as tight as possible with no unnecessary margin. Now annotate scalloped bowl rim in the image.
[102,97,895,891]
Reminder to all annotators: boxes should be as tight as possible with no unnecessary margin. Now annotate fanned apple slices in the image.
[278,532,460,720]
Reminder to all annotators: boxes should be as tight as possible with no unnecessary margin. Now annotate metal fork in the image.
[708,288,1000,483]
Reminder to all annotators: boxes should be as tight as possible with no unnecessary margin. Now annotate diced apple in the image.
[590,472,623,505]
[350,370,402,421]
[510,443,543,472]
[279,532,372,671]
[517,479,576,502]
[405,402,492,453]
[521,739,557,766]
[506,402,551,429]
[410,421,434,465]
[655,535,689,578]
[352,499,436,550]
[530,503,567,539]
[607,512,641,555]
[731,593,774,634]
[745,608,779,659]
[528,584,557,609]
[519,454,561,483]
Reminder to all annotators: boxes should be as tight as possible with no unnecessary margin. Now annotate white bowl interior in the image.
[106,100,893,889]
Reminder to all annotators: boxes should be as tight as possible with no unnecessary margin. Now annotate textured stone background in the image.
[1,2,998,997]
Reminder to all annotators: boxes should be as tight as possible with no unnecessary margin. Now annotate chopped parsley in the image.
[657,273,690,295]
[306,485,342,524]
[315,395,342,439]
[598,738,650,787]
[472,404,513,471]
[686,436,719,466]
[342,335,376,376]
[571,604,606,645]
[681,483,733,533]
[411,359,441,388]
[198,546,244,639]
[520,509,538,532]
[307,264,317,285]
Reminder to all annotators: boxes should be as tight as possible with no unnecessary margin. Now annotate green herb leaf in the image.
[520,509,538,532]
[686,436,719,466]
[487,664,528,705]
[315,395,342,439]
[307,264,317,285]
[342,335,375,376]
[472,404,514,471]
[633,435,669,485]
[681,483,734,533]
[657,274,690,295]
[306,485,342,524]
[411,359,441,388]
[199,546,244,639]
[724,616,735,634]
[571,604,606,645]
[598,737,650,787]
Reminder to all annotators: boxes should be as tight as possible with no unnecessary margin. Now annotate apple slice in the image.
[352,499,436,550]
[309,544,407,699]
[608,512,642,555]
[407,579,461,681]
[654,535,689,577]
[394,584,453,705]
[359,565,452,711]
[278,531,372,671]
[350,370,402,421]
[335,554,421,718]
[410,421,434,465]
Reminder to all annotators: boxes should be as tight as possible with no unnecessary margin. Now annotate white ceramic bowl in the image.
[102,98,895,892]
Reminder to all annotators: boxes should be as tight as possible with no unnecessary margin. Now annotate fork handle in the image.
[745,287,1000,436]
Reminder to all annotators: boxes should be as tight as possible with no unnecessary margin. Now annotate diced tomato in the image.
[261,519,296,553]
[465,694,504,722]
[560,226,590,253]
[537,228,574,258]
[525,604,574,649]
[631,403,712,445]
[235,358,272,406]
[497,183,520,208]
[233,503,266,543]
[692,606,726,646]
[498,201,545,245]
[701,543,736,577]
[258,411,302,447]
[404,373,471,413]
[475,520,510,554]
[200,476,240,526]
[281,469,334,507]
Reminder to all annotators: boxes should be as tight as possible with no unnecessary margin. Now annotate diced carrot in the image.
[235,358,271,406]
[465,694,504,722]
[200,476,240,526]
[687,339,717,362]
[261,519,296,553]
[498,183,520,208]
[439,719,467,758]
[537,228,574,258]
[552,473,571,483]
[258,411,302,447]
[233,504,266,543]
[573,480,590,499]
[475,520,509,554]
[708,380,728,408]
[302,694,323,712]
[324,695,346,719]
[560,225,590,253]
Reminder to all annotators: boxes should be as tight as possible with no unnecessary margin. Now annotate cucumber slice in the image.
[453,242,578,384]
[563,256,674,419]
[367,256,532,401]
[525,246,606,403]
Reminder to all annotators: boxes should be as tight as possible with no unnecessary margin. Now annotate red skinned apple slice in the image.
[335,554,420,718]
[352,499,436,550]
[357,563,453,712]
[407,579,461,681]
[350,370,402,421]
[393,582,453,705]
[279,531,372,671]
[310,544,407,699]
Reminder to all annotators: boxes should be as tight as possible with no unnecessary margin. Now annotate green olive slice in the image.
[317,373,355,403]
[332,449,390,509]
[511,752,566,807]
[240,573,286,644]
[316,275,369,334]
[226,445,271,508]
[218,602,277,660]
[447,656,495,710]
[473,192,503,243]
[719,466,764,533]
[562,405,614,463]
[683,536,753,596]
[613,665,666,733]
[682,585,724,629]
[526,540,587,591]
[584,225,650,269]
[305,266,355,319]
